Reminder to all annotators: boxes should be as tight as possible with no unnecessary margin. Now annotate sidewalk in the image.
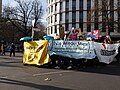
[0,52,23,57]
[0,52,23,62]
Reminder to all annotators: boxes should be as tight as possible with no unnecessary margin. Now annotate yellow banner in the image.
[23,40,51,66]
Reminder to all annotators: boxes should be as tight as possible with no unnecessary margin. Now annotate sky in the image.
[3,0,17,6]
[2,0,47,23]
[3,0,47,8]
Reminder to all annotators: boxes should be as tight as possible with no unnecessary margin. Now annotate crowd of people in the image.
[54,27,113,44]
[47,28,120,69]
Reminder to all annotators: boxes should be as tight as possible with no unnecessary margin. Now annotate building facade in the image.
[47,0,120,36]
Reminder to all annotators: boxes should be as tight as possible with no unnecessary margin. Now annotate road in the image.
[0,52,120,90]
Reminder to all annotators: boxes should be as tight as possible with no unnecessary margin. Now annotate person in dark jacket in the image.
[10,43,15,57]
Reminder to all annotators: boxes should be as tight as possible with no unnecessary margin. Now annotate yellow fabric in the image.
[23,40,51,66]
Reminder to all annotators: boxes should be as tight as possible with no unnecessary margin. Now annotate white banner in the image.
[49,40,96,59]
[94,42,120,64]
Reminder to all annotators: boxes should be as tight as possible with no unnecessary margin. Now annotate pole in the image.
[32,28,34,41]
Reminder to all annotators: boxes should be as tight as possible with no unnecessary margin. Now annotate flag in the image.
[93,30,99,39]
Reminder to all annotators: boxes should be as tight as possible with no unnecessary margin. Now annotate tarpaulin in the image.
[23,40,51,66]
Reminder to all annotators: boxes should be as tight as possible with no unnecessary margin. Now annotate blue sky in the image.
[3,0,47,22]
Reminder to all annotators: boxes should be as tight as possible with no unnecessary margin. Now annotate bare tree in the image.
[31,0,43,28]
[88,0,119,35]
[3,0,43,36]
[0,17,22,43]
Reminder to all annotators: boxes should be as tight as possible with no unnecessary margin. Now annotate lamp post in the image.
[32,20,35,41]
[31,20,40,40]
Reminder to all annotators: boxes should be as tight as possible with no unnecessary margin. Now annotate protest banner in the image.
[23,40,51,66]
[94,42,119,64]
[49,40,96,59]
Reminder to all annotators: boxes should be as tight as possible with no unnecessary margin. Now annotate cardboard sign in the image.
[59,26,65,39]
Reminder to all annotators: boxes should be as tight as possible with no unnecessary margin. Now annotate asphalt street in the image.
[0,52,120,90]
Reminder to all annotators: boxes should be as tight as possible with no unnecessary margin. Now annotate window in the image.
[51,27,53,34]
[48,17,50,24]
[72,11,76,22]
[79,11,83,22]
[66,0,69,10]
[79,0,83,10]
[55,3,57,11]
[72,23,76,28]
[48,0,50,4]
[60,2,63,10]
[55,25,57,33]
[48,27,50,34]
[119,0,120,7]
[87,0,91,9]
[48,8,50,14]
[51,16,53,23]
[109,12,114,32]
[65,24,69,31]
[65,12,69,23]
[51,6,53,12]
[72,0,76,11]
[55,14,57,22]
[87,25,91,32]
[60,13,62,21]
[65,12,69,20]
[72,0,76,6]
[79,23,83,32]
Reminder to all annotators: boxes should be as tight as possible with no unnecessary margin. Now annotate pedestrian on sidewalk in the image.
[1,43,6,55]
[10,43,15,57]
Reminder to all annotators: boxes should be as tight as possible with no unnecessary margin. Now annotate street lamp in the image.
[32,19,35,27]
[31,19,40,41]
[32,20,35,40]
